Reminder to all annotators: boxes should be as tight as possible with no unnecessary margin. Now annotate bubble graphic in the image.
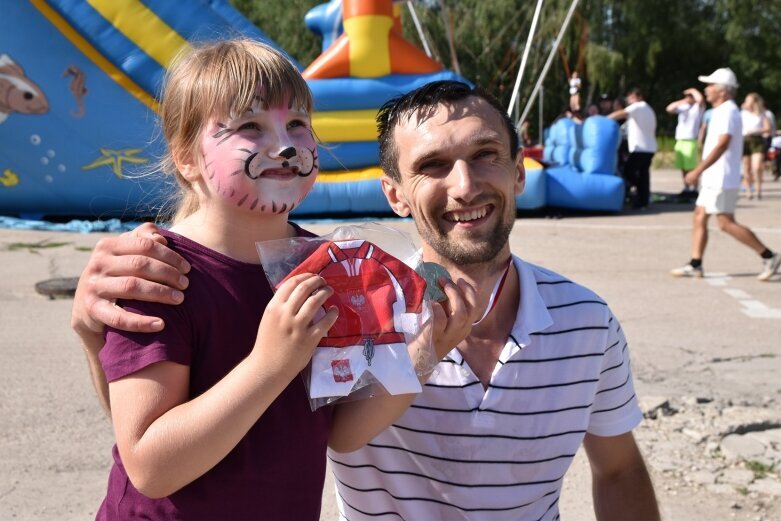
[30,134,41,145]
[47,149,55,158]
[57,164,66,172]
[41,157,49,165]
[45,175,54,183]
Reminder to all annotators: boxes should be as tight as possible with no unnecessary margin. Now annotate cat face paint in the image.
[200,98,319,215]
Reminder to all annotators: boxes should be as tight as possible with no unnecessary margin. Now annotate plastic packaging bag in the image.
[257,223,441,410]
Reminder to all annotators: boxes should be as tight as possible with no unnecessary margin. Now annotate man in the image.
[608,88,657,209]
[666,88,705,196]
[72,81,660,520]
[671,68,780,281]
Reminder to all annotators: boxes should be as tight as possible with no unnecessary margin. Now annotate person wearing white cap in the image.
[671,67,780,281]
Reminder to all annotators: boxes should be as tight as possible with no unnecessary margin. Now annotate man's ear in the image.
[380,175,411,217]
[514,150,526,196]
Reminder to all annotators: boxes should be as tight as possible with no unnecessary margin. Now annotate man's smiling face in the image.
[385,96,524,266]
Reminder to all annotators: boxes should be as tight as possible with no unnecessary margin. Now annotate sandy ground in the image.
[1,168,780,520]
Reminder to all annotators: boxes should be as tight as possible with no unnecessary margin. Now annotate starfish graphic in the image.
[82,148,148,179]
[0,168,19,187]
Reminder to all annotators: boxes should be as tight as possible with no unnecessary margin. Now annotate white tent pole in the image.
[407,2,433,58]
[506,0,545,115]
[517,0,581,127]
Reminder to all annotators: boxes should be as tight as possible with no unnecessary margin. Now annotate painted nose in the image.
[279,147,297,159]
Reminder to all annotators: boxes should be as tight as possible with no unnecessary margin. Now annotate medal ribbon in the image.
[472,259,512,326]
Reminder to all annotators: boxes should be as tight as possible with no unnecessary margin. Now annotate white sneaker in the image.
[758,253,780,281]
[671,264,704,278]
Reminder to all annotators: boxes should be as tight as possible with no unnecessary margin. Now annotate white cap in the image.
[697,67,739,88]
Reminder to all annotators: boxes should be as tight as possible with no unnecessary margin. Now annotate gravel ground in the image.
[1,168,779,520]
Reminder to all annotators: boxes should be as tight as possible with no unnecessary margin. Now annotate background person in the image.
[666,88,705,196]
[740,92,771,200]
[671,68,780,281]
[608,88,657,209]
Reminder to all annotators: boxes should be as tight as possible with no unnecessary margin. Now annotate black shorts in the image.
[743,135,765,156]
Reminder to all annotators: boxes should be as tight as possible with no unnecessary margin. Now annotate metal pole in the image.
[406,2,433,58]
[507,0,545,115]
[538,86,544,145]
[517,0,581,127]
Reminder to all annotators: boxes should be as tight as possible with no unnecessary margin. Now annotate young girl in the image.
[91,39,475,520]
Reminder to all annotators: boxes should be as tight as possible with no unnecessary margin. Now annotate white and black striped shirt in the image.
[329,255,642,520]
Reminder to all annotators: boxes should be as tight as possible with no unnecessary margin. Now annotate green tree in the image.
[229,0,323,66]
[721,0,781,111]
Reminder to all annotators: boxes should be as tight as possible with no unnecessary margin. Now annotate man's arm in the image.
[685,133,730,186]
[684,88,704,106]
[607,108,628,121]
[584,431,660,521]
[72,222,191,412]
[665,98,687,114]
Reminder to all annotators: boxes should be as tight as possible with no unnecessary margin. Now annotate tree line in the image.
[231,0,781,137]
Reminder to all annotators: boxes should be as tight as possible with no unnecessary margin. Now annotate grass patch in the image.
[5,240,72,251]
[74,246,94,252]
[736,486,749,496]
[651,136,676,170]
[745,460,773,479]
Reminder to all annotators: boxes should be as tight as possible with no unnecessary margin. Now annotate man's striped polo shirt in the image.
[329,255,643,520]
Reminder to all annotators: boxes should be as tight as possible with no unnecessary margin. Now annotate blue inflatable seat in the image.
[544,116,624,212]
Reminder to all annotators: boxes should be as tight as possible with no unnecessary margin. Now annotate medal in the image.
[416,261,452,302]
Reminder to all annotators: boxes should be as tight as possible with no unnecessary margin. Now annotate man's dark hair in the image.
[377,81,520,181]
[627,87,644,99]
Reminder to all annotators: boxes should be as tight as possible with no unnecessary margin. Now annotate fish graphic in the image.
[0,54,48,124]
[63,65,87,117]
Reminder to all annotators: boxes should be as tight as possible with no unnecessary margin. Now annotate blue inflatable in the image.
[543,116,624,212]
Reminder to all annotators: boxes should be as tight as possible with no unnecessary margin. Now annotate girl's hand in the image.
[252,273,338,380]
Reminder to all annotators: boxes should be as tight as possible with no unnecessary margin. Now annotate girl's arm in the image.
[328,277,477,453]
[111,273,338,498]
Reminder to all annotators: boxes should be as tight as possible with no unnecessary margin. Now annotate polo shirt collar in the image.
[509,254,554,347]
[444,255,553,365]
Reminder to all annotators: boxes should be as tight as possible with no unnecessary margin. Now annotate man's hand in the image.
[71,222,191,339]
[430,277,478,359]
[684,167,702,187]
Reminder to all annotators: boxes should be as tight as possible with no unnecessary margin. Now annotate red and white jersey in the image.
[280,239,427,347]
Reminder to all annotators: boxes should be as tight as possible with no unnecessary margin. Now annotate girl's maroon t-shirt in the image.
[98,226,332,520]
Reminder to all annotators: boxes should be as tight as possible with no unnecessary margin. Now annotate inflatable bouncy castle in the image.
[296,0,469,214]
[0,0,618,219]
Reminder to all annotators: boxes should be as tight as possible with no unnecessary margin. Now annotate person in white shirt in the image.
[608,88,657,209]
[740,92,771,199]
[671,68,780,281]
[666,88,705,195]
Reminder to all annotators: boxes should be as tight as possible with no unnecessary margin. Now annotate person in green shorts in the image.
[666,88,705,197]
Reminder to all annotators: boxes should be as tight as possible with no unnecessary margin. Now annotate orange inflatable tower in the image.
[303,0,441,79]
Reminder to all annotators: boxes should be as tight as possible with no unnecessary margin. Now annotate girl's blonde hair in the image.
[158,39,313,222]
[743,92,766,115]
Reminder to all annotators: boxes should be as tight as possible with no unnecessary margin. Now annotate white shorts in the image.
[309,342,422,399]
[696,187,739,214]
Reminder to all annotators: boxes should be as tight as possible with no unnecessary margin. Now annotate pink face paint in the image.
[200,98,318,215]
